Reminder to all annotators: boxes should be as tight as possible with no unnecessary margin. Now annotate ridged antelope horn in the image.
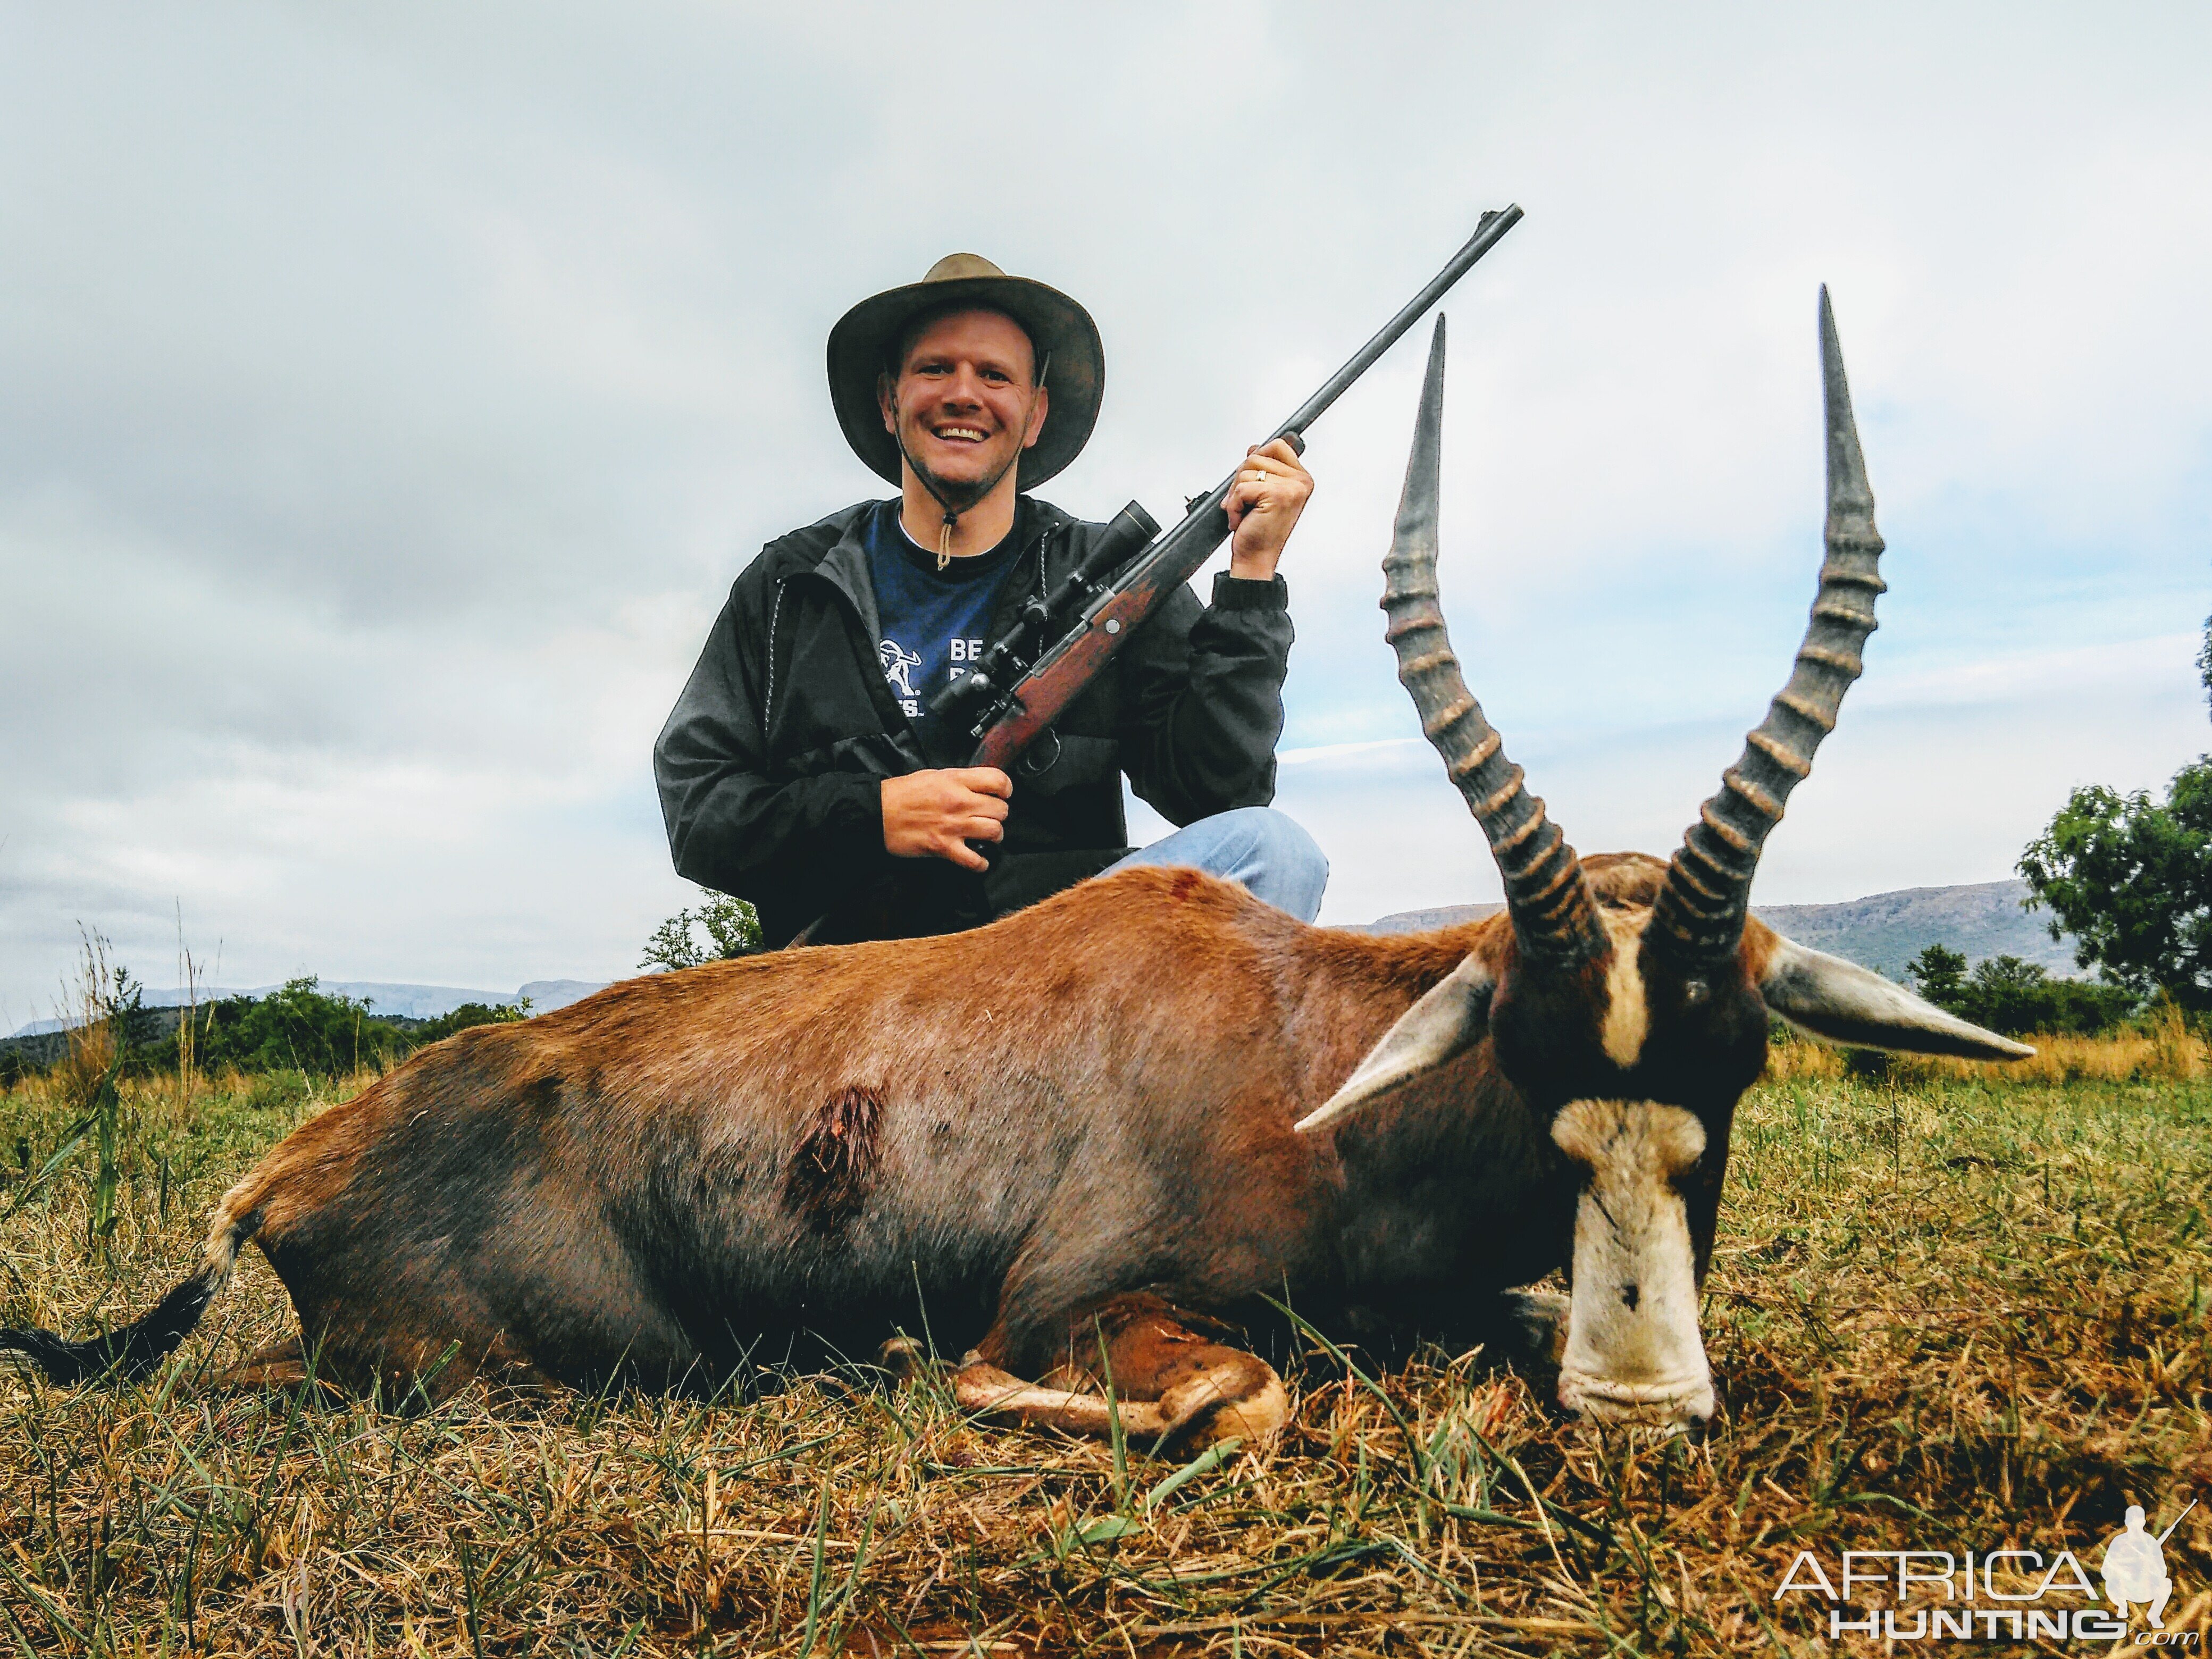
[1384,317,1608,964]
[1649,288,1888,963]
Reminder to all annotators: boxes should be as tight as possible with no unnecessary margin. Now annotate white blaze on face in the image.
[1601,942,1654,1070]
[1598,918,1651,1069]
[1549,1100,1715,1429]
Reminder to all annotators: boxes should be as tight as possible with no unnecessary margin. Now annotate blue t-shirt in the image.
[864,502,1021,755]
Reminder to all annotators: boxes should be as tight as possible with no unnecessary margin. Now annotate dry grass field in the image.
[2,1025,2208,1656]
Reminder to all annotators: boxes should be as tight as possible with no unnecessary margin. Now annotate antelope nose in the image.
[1558,1371,1716,1435]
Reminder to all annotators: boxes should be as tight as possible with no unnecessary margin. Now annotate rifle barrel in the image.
[1271,204,1521,446]
[1162,205,1522,535]
[2155,1498,2197,1545]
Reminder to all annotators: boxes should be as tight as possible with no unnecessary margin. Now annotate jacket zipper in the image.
[764,579,788,727]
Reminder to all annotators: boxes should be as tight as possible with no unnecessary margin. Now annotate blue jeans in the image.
[1104,806,1329,922]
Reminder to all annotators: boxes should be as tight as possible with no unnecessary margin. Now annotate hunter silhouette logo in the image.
[2104,1501,2193,1630]
[1773,1498,2199,1643]
[877,639,922,701]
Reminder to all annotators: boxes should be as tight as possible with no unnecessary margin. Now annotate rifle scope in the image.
[926,499,1162,731]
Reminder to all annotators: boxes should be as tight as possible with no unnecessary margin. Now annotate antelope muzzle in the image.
[1549,1100,1716,1431]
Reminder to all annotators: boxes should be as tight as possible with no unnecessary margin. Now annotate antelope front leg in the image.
[879,1333,1172,1439]
[949,1358,1174,1439]
[957,1293,1288,1453]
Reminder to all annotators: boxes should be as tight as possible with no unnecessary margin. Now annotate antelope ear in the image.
[1296,953,1496,1135]
[1758,937,2034,1060]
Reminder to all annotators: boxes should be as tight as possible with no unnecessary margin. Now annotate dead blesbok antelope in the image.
[2,292,2025,1442]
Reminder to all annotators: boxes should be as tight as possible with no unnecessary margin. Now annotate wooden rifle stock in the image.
[968,468,1277,769]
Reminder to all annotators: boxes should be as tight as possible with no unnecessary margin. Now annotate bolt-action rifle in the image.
[791,205,1523,946]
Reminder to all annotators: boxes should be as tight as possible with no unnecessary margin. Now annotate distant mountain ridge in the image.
[1750,881,2077,978]
[1357,879,2081,980]
[6,978,611,1041]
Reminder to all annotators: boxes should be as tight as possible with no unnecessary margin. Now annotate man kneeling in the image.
[656,253,1326,944]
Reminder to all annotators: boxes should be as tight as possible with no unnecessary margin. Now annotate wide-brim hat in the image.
[827,253,1103,489]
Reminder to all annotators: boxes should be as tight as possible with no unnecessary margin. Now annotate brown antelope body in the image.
[1,294,2026,1440]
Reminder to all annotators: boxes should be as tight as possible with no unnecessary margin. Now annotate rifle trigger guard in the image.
[1018,727,1062,777]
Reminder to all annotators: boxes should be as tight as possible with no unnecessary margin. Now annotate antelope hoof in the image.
[876,1335,928,1381]
[1155,1355,1289,1453]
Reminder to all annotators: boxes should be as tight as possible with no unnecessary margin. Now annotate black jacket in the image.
[655,497,1293,946]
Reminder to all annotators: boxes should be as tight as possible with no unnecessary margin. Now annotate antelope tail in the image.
[0,1206,259,1385]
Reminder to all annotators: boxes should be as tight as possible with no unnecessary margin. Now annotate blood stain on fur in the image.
[783,1086,884,1233]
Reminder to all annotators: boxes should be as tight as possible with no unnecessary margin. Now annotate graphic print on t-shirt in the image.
[865,503,1021,750]
[877,633,983,722]
[878,639,923,705]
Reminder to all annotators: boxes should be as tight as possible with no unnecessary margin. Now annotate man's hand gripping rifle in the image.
[930,204,1524,770]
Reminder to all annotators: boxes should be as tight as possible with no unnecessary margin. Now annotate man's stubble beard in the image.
[909,454,995,516]
[894,395,1035,517]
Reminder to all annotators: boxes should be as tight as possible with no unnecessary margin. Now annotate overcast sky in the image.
[3,3,2207,1026]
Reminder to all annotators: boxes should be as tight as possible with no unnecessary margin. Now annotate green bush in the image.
[181,978,411,1077]
[1906,945,2136,1037]
[243,1069,313,1114]
[641,890,763,971]
[2019,757,2211,1011]
[6,979,537,1086]
[404,1000,530,1045]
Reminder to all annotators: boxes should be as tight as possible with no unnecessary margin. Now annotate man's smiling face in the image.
[878,307,1049,502]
